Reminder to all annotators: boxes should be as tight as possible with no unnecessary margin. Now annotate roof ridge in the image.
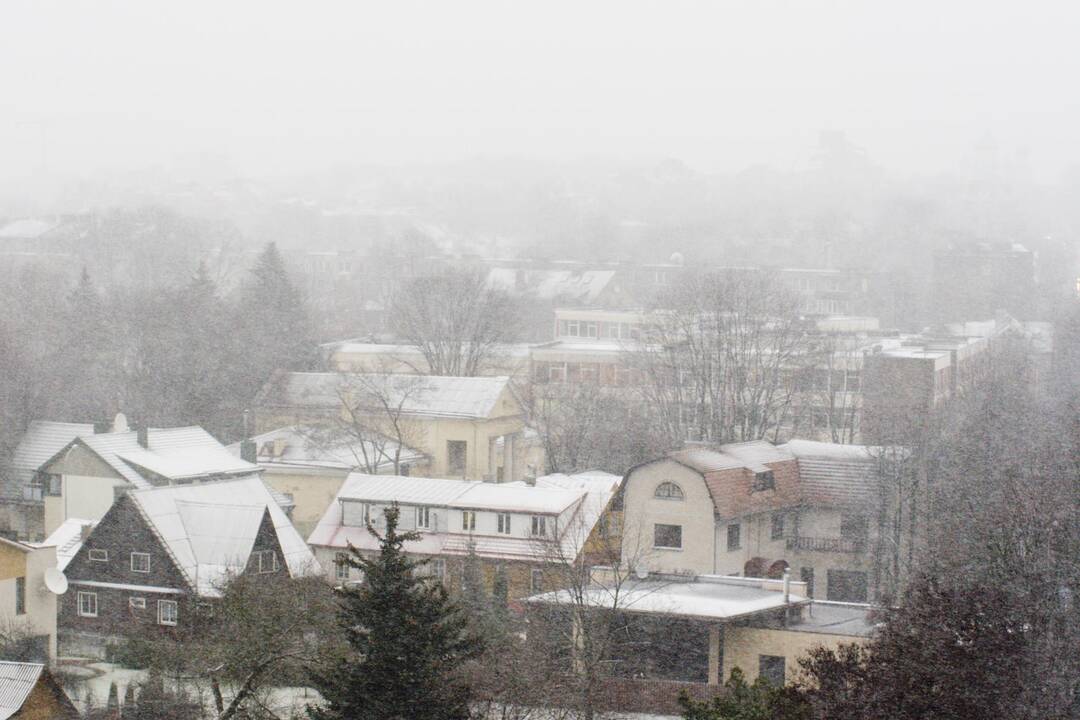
[126,494,197,593]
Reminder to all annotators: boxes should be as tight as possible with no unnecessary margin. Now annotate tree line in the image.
[0,242,315,474]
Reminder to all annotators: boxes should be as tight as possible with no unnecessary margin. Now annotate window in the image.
[727,524,741,551]
[771,513,785,541]
[89,549,109,562]
[654,482,684,500]
[497,513,511,534]
[416,506,431,529]
[77,591,97,617]
[14,577,24,616]
[447,440,467,476]
[158,599,178,626]
[600,513,622,539]
[46,474,62,497]
[253,550,279,574]
[130,552,150,573]
[129,597,146,610]
[462,511,476,532]
[840,513,869,542]
[530,568,544,593]
[335,552,350,581]
[530,516,547,537]
[431,558,446,580]
[548,364,566,383]
[801,567,815,598]
[654,523,682,549]
[827,570,868,603]
[759,655,786,685]
[752,471,775,491]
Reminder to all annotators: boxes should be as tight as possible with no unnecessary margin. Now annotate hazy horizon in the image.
[3,0,1079,205]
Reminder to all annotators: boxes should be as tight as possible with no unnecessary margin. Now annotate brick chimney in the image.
[240,439,257,463]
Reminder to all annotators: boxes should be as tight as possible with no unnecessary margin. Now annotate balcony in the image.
[786,536,866,554]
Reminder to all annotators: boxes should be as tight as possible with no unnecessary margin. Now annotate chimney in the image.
[79,523,93,542]
[137,426,149,449]
[93,421,110,434]
[240,439,257,464]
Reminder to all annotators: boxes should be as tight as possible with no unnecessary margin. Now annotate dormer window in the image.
[654,482,684,500]
[752,471,775,492]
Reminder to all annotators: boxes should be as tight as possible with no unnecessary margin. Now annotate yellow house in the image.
[228,425,431,538]
[252,372,536,482]
[0,537,62,662]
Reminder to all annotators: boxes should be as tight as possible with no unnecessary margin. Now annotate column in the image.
[708,625,721,686]
[487,437,497,482]
[504,433,516,482]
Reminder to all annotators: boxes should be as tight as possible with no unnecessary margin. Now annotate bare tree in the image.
[303,372,430,475]
[789,332,862,443]
[388,268,522,377]
[630,270,814,446]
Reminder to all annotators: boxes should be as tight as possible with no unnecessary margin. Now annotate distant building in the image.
[308,471,621,599]
[228,425,430,537]
[251,372,533,481]
[55,477,318,657]
[932,242,1036,322]
[20,415,265,537]
[0,662,79,719]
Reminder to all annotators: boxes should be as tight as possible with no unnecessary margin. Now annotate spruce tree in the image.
[309,505,483,720]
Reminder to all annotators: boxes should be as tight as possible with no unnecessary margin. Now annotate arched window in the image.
[654,482,684,500]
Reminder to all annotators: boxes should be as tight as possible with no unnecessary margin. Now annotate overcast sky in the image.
[2,0,1078,185]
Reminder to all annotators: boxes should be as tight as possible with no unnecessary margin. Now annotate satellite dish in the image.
[43,568,68,595]
[634,563,649,580]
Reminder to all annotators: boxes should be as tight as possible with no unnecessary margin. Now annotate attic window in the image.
[752,471,775,492]
[654,482,684,500]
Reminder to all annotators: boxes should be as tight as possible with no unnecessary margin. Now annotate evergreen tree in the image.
[309,505,483,720]
[59,268,119,421]
[232,243,316,432]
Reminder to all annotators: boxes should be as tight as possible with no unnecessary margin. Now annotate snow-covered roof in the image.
[128,476,319,596]
[0,218,58,239]
[11,421,94,483]
[525,575,807,622]
[255,372,517,420]
[308,471,619,564]
[37,517,94,571]
[327,342,533,359]
[487,268,617,303]
[228,425,426,473]
[0,662,47,719]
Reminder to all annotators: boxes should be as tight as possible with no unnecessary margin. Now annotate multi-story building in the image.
[308,471,621,599]
[617,439,896,603]
[54,477,317,657]
[0,538,62,661]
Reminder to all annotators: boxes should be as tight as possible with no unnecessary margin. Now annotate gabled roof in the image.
[11,421,94,482]
[228,425,426,472]
[128,477,320,596]
[254,372,517,420]
[0,662,45,719]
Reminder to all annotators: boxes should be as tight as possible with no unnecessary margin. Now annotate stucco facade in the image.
[0,540,59,661]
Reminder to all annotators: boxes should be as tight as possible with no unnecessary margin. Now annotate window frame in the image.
[14,576,25,616]
[416,506,431,529]
[158,599,178,626]
[253,549,279,574]
[530,515,548,537]
[334,552,350,581]
[88,549,109,563]
[727,523,741,551]
[653,523,683,550]
[758,655,786,686]
[130,552,151,573]
[654,481,685,501]
[752,470,776,492]
[530,568,544,593]
[770,513,785,541]
[497,512,511,535]
[77,591,98,618]
[462,510,476,532]
[447,440,468,476]
[129,597,146,610]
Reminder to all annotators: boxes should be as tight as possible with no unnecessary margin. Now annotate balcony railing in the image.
[786,536,866,554]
